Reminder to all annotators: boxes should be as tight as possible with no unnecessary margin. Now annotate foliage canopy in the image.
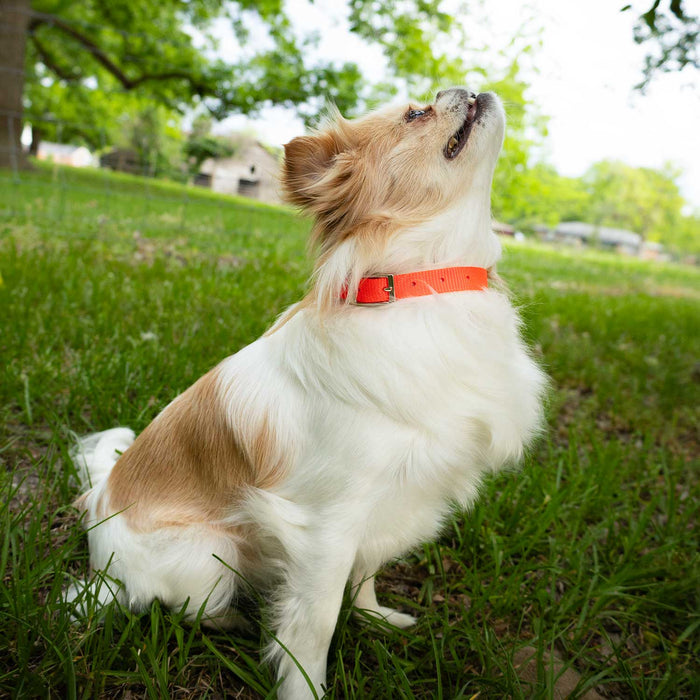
[623,0,699,90]
[22,0,472,143]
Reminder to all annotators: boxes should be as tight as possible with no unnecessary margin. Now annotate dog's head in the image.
[282,88,505,249]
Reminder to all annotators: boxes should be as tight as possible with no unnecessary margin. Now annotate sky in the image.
[215,0,700,208]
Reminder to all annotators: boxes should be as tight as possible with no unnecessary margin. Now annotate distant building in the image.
[492,220,515,236]
[99,149,142,175]
[541,221,642,256]
[199,138,282,204]
[37,142,95,168]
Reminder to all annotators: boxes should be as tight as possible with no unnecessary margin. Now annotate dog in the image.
[70,87,547,698]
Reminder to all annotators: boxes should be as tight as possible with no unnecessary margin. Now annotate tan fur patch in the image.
[105,366,281,530]
[281,105,451,252]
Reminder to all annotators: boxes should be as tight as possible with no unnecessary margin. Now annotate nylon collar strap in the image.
[342,266,488,305]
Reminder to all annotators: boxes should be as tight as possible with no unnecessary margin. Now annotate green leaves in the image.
[626,0,699,90]
[23,0,494,135]
[348,0,465,95]
[584,160,697,252]
[26,1,359,125]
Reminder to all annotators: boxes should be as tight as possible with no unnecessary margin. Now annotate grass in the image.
[1,163,698,698]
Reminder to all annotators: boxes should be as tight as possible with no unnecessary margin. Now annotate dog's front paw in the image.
[357,605,417,629]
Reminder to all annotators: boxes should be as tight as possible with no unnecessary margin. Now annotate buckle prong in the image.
[382,274,395,302]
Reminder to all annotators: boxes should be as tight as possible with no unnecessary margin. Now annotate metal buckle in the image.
[352,273,395,305]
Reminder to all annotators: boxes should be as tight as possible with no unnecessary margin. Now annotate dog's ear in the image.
[282,130,347,208]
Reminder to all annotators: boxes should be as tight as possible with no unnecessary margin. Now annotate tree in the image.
[184,116,235,177]
[23,80,139,154]
[0,0,472,169]
[622,0,699,90]
[584,160,686,241]
[114,102,188,181]
[492,162,591,231]
[0,0,32,168]
[481,58,577,230]
[671,211,700,257]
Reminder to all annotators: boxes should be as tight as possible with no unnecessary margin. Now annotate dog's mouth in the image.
[443,93,483,160]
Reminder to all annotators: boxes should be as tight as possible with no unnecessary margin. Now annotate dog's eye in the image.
[406,109,426,122]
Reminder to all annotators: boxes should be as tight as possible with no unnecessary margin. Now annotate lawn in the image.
[1,164,698,698]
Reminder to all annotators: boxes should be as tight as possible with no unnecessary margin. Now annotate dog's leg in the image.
[270,549,354,700]
[351,572,416,629]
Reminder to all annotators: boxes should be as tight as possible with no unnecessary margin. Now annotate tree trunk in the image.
[0,0,31,170]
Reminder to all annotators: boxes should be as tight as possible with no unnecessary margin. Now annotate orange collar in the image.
[342,266,488,305]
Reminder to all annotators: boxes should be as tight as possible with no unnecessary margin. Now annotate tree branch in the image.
[29,32,83,82]
[29,14,211,95]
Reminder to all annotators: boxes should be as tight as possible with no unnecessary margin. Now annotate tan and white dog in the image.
[70,88,546,698]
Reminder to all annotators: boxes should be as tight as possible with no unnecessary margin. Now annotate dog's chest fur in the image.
[219,286,545,557]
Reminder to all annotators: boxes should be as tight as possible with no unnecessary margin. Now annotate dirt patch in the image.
[512,646,603,699]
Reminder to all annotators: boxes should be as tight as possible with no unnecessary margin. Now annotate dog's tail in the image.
[70,427,135,493]
[66,428,135,618]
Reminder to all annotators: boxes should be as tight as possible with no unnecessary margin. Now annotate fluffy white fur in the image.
[70,88,547,699]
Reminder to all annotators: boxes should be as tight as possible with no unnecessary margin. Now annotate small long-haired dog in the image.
[70,88,546,698]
